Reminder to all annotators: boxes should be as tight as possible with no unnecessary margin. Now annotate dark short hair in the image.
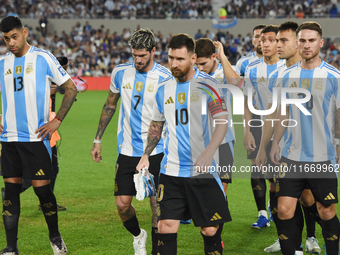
[130,28,156,52]
[261,25,279,35]
[167,33,195,54]
[57,56,68,66]
[0,16,23,33]
[195,38,215,58]
[278,21,299,33]
[253,24,266,34]
[296,22,322,37]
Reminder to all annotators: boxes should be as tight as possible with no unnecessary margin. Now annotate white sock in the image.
[258,210,268,218]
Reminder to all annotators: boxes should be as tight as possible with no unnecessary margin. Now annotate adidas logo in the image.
[290,81,298,88]
[279,234,288,240]
[123,83,132,89]
[5,69,12,75]
[257,77,265,83]
[165,96,174,104]
[210,212,222,221]
[327,235,339,241]
[252,185,262,191]
[221,173,230,180]
[2,210,12,216]
[35,169,45,176]
[324,193,335,200]
[45,211,56,216]
[207,251,221,255]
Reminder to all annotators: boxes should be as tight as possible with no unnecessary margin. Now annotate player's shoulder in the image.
[197,70,219,84]
[248,57,263,69]
[111,61,134,77]
[158,75,175,88]
[0,52,12,61]
[154,63,172,77]
[320,61,340,77]
[269,64,287,78]
[32,46,59,64]
[281,62,300,76]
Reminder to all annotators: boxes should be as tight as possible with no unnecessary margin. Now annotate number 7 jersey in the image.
[110,61,172,157]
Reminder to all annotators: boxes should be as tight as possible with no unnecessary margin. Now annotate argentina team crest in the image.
[178,93,186,105]
[135,82,143,92]
[190,89,199,103]
[315,78,324,91]
[26,62,33,74]
[147,82,155,93]
[15,66,22,75]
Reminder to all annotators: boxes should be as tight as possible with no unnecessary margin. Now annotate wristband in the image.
[93,139,101,144]
[55,116,63,122]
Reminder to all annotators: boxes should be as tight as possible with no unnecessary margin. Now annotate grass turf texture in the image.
[0,90,334,254]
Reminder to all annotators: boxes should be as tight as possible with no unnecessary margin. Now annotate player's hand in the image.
[136,154,150,172]
[35,118,61,141]
[270,142,281,165]
[91,143,102,163]
[244,131,256,151]
[194,149,214,173]
[213,41,225,61]
[255,148,267,171]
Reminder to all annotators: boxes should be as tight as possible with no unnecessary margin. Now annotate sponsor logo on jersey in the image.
[123,83,132,89]
[165,96,174,104]
[5,69,12,75]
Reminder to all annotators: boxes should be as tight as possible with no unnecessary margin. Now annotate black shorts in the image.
[276,157,338,205]
[218,142,234,184]
[114,153,163,196]
[157,173,232,227]
[1,141,53,180]
[247,113,262,159]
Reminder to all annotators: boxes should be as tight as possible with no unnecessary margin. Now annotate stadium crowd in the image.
[0,0,339,20]
[0,19,339,77]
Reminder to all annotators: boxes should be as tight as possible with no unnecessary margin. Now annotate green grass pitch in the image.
[0,90,334,254]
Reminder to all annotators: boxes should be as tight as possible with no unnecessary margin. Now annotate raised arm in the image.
[213,41,241,86]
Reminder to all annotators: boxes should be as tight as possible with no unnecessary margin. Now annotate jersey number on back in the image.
[14,77,23,92]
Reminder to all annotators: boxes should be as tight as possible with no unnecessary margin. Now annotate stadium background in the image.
[1,2,340,253]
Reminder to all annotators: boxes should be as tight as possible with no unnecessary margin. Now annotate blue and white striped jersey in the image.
[210,63,238,143]
[280,61,340,162]
[110,61,172,157]
[152,70,227,177]
[244,58,286,111]
[236,52,259,76]
[0,46,70,142]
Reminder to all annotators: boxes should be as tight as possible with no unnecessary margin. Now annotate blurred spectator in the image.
[329,4,338,18]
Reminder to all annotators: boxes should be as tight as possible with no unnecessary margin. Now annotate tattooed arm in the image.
[36,78,77,140]
[91,90,120,163]
[136,120,165,171]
